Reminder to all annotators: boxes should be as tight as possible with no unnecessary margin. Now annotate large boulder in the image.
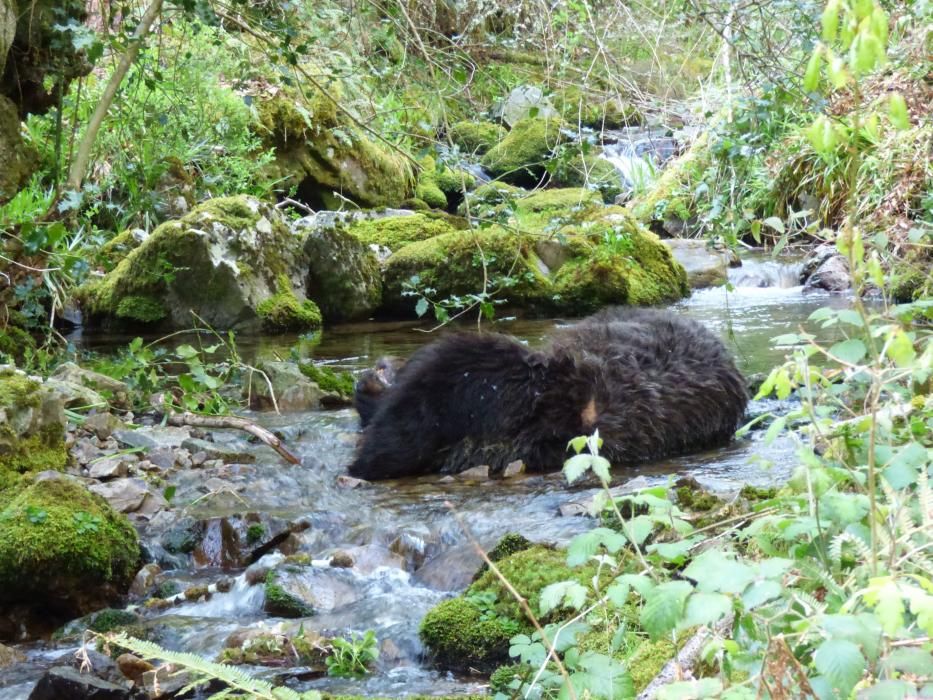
[346,211,465,252]
[801,243,851,292]
[381,195,687,316]
[257,91,414,210]
[296,215,382,321]
[0,367,66,492]
[0,473,140,639]
[664,238,737,289]
[78,196,320,332]
[481,117,565,186]
[0,94,36,201]
[447,120,506,155]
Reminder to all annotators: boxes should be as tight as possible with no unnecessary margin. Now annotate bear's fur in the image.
[349,308,748,480]
[354,356,404,428]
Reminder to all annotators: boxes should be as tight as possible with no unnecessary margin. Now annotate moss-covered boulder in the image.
[0,95,37,201]
[0,474,140,634]
[264,570,314,618]
[551,153,623,202]
[553,86,643,129]
[414,156,477,210]
[296,213,383,322]
[481,118,565,186]
[456,181,527,220]
[448,120,507,155]
[78,196,317,332]
[0,367,66,493]
[420,544,598,672]
[628,133,709,230]
[381,227,547,315]
[257,91,414,210]
[348,212,464,252]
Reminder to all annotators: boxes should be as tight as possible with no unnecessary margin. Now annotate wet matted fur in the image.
[349,308,748,480]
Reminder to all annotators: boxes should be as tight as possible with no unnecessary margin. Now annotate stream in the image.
[0,254,854,699]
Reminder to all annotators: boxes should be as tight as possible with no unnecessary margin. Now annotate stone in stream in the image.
[88,477,152,513]
[180,438,255,464]
[50,362,130,409]
[27,666,131,700]
[801,243,851,292]
[663,238,739,289]
[82,411,126,440]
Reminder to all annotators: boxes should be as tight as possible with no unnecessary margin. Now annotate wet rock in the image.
[336,475,368,489]
[245,561,272,586]
[83,412,126,440]
[89,478,150,513]
[330,550,354,568]
[664,239,737,289]
[268,567,359,614]
[50,363,130,409]
[215,577,234,593]
[146,448,176,470]
[802,244,851,292]
[245,361,326,412]
[0,641,25,667]
[129,563,162,598]
[503,460,526,478]
[457,464,490,481]
[72,438,105,466]
[27,666,132,700]
[142,666,193,699]
[389,532,428,570]
[180,438,255,464]
[161,517,201,555]
[413,543,484,591]
[559,502,589,517]
[264,571,315,618]
[342,544,405,574]
[183,584,211,602]
[111,429,158,451]
[116,653,153,685]
[193,517,242,569]
[43,378,107,411]
[88,454,136,480]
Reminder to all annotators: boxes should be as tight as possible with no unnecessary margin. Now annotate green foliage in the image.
[256,275,323,332]
[325,630,379,678]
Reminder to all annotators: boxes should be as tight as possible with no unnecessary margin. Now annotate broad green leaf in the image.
[762,217,785,234]
[764,416,787,445]
[888,94,910,132]
[539,581,588,616]
[820,613,883,662]
[414,298,429,317]
[885,648,933,676]
[907,589,933,636]
[566,528,627,566]
[658,678,723,700]
[886,330,916,367]
[563,454,591,484]
[626,515,654,546]
[647,538,697,563]
[836,309,864,327]
[882,442,927,490]
[819,492,870,525]
[813,639,865,697]
[640,581,693,640]
[858,680,917,700]
[175,344,199,359]
[683,550,756,594]
[864,578,905,634]
[742,580,783,610]
[591,455,611,483]
[830,338,867,365]
[680,592,732,629]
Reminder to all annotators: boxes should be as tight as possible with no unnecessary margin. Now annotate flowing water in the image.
[1,253,854,699]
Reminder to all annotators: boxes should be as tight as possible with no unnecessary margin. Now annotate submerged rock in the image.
[77,196,318,333]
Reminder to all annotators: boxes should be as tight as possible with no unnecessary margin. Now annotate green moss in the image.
[448,121,507,155]
[435,166,476,196]
[629,133,710,224]
[0,477,140,600]
[675,486,722,511]
[515,187,603,217]
[627,638,677,692]
[552,154,623,202]
[490,663,533,693]
[553,86,643,129]
[739,485,778,501]
[156,580,180,598]
[470,545,598,622]
[264,571,314,618]
[473,533,535,581]
[0,323,36,364]
[299,363,355,397]
[246,523,265,544]
[382,227,548,314]
[482,118,565,186]
[457,181,526,219]
[419,597,515,672]
[348,213,461,251]
[401,197,430,211]
[0,370,67,492]
[415,179,448,209]
[115,295,167,323]
[256,275,322,332]
[86,608,140,633]
[99,229,145,267]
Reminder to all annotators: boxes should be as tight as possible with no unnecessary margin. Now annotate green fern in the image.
[106,634,322,700]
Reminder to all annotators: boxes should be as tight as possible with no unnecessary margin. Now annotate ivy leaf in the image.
[829,338,867,365]
[414,298,429,317]
[658,678,723,700]
[640,581,693,640]
[813,639,865,698]
[680,592,732,629]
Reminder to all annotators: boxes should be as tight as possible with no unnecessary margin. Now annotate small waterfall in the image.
[729,258,804,289]
[599,129,680,189]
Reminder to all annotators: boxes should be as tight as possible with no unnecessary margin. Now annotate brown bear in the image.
[349,308,748,480]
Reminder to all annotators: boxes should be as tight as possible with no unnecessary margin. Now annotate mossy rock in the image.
[256,274,322,332]
[551,153,623,203]
[0,321,36,371]
[263,571,314,618]
[553,86,642,129]
[98,229,147,268]
[0,95,39,202]
[257,91,414,210]
[629,133,710,226]
[298,363,355,399]
[0,474,140,621]
[481,118,565,186]
[77,196,312,332]
[456,181,527,220]
[0,368,67,494]
[347,212,463,252]
[448,120,507,155]
[381,227,547,315]
[419,596,515,672]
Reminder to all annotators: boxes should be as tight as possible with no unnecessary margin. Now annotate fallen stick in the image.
[636,615,734,700]
[165,411,300,465]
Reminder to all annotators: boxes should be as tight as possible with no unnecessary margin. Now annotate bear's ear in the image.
[526,351,549,369]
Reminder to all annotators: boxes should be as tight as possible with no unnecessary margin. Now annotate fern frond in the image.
[830,531,873,566]
[106,634,321,700]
